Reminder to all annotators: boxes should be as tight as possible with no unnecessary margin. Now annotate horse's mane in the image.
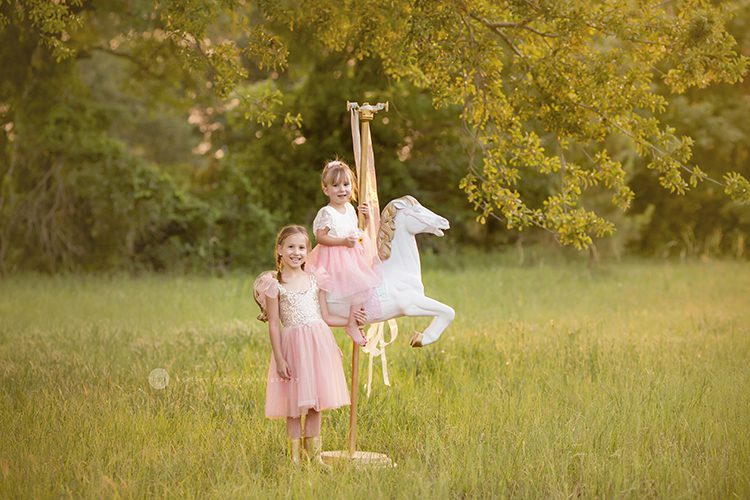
[377,195,419,261]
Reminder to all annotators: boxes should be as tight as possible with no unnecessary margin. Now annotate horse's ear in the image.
[392,196,415,210]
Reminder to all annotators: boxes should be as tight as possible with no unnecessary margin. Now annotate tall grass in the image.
[1,259,749,498]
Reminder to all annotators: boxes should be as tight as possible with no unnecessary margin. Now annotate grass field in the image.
[1,258,749,498]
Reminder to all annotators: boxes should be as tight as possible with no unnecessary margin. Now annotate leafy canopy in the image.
[3,0,748,252]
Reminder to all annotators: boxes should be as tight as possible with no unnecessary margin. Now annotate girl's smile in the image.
[278,233,308,270]
[323,178,353,208]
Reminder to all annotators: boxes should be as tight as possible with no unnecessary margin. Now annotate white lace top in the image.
[312,204,360,238]
[277,274,323,328]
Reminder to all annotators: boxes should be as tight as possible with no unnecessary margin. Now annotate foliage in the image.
[1,0,748,271]
[250,0,749,248]
[0,0,282,272]
[627,4,750,259]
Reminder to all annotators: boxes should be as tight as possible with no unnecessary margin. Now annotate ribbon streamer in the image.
[362,319,399,397]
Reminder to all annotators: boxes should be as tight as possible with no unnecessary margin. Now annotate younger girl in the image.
[254,225,366,466]
[307,159,380,346]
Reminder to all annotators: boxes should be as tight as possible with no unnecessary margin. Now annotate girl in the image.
[307,159,380,346]
[254,225,366,467]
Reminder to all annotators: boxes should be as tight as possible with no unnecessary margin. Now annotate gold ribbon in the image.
[363,319,399,397]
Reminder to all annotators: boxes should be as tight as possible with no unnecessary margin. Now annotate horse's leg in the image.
[403,295,455,346]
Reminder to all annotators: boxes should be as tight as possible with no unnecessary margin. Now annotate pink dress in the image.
[256,270,350,419]
[307,203,380,306]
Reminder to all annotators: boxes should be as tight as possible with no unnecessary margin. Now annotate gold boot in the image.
[304,436,332,470]
[409,331,424,348]
[289,438,302,466]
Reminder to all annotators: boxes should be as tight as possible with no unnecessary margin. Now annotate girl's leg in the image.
[286,417,302,439]
[303,409,321,438]
[345,303,367,346]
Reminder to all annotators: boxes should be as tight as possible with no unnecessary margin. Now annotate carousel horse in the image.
[325,195,455,347]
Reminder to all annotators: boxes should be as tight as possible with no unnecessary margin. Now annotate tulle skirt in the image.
[307,240,380,305]
[265,319,350,419]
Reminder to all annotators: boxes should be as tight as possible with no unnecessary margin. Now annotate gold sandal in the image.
[289,438,302,466]
[304,436,332,471]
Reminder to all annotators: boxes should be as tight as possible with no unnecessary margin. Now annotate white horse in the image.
[325,195,455,347]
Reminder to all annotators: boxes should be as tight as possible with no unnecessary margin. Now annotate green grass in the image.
[1,259,749,498]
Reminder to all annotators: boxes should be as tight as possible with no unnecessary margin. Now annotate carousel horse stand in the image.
[321,101,454,469]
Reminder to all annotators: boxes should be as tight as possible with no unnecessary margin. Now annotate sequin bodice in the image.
[277,275,323,328]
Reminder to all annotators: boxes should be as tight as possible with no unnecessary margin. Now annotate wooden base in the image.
[320,450,395,468]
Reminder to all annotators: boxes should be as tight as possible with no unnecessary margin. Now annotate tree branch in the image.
[472,12,729,196]
[515,0,662,46]
[469,14,523,57]
[469,14,560,38]
[91,46,164,79]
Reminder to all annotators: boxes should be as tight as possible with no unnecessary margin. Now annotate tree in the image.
[253,0,749,248]
[624,6,750,258]
[1,0,748,271]
[0,0,285,271]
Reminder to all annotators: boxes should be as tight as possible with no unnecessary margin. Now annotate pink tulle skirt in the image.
[307,240,380,305]
[265,319,350,419]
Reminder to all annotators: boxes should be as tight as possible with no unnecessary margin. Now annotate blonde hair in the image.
[274,225,310,283]
[321,159,358,202]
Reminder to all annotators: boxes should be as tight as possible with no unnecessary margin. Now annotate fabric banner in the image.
[349,105,381,252]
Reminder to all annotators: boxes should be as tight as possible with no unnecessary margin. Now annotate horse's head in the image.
[377,196,450,260]
[394,196,450,237]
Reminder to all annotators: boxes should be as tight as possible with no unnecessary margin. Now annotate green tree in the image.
[253,0,748,248]
[2,0,748,272]
[626,7,750,258]
[0,0,284,271]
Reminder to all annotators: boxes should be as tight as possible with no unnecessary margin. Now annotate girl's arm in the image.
[316,227,357,248]
[318,289,367,327]
[266,295,290,380]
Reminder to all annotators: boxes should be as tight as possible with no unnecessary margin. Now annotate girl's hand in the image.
[353,307,368,326]
[358,202,370,220]
[275,358,291,380]
[344,235,358,248]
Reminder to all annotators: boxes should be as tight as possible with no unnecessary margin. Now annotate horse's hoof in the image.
[409,332,424,348]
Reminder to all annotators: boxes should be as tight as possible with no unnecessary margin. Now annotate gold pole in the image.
[322,101,393,468]
[348,344,360,455]
[348,106,373,456]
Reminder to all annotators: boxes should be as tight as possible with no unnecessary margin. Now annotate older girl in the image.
[254,225,365,466]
